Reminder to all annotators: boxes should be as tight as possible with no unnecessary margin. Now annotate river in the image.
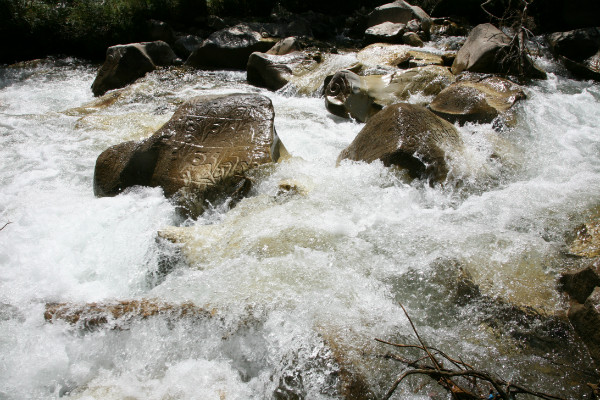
[0,52,599,399]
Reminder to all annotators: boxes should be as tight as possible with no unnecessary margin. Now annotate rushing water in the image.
[0,53,599,399]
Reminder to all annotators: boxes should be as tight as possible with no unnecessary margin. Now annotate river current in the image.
[0,53,599,399]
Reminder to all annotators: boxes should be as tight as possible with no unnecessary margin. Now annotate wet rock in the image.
[367,0,432,36]
[324,66,455,122]
[568,287,600,368]
[402,32,424,47]
[267,37,302,55]
[247,51,319,91]
[547,28,600,81]
[248,51,356,95]
[559,260,600,304]
[452,23,546,79]
[91,41,177,97]
[569,216,600,258]
[93,93,288,216]
[364,22,406,44]
[44,300,216,329]
[337,103,463,183]
[173,35,203,59]
[357,43,444,71]
[429,76,526,125]
[186,24,277,70]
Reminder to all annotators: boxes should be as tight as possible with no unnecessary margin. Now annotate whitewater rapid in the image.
[0,56,599,398]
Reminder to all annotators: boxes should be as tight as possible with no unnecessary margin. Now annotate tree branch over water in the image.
[377,303,568,400]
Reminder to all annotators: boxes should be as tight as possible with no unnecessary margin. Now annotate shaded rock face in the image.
[173,35,203,59]
[429,76,526,124]
[325,66,455,122]
[93,93,287,216]
[367,0,432,35]
[338,103,463,182]
[185,24,277,70]
[91,41,177,97]
[452,23,546,79]
[548,28,600,81]
[567,286,600,369]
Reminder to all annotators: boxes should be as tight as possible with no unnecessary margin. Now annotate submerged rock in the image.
[337,103,463,183]
[93,93,288,216]
[357,43,444,71]
[452,23,546,79]
[186,24,277,70]
[548,28,600,81]
[44,300,216,329]
[324,66,455,122]
[429,76,526,125]
[91,41,177,96]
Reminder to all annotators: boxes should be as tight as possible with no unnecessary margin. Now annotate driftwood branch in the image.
[378,303,568,400]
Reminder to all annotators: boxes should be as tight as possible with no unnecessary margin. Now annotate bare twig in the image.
[378,303,568,400]
[0,221,11,232]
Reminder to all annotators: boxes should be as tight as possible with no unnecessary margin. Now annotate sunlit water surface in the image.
[0,56,599,399]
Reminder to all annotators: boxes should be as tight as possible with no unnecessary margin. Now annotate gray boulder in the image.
[186,24,277,70]
[452,23,546,79]
[365,22,406,44]
[337,103,463,183]
[91,41,177,97]
[174,35,203,59]
[548,27,600,81]
[367,0,432,35]
[93,93,288,216]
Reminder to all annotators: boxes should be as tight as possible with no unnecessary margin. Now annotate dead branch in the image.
[0,221,11,232]
[378,303,568,400]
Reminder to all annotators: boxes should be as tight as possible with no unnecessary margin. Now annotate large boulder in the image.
[364,22,407,44]
[451,23,546,79]
[367,1,432,35]
[93,93,288,216]
[325,66,455,122]
[337,103,463,183]
[91,41,177,97]
[547,28,600,81]
[185,24,278,70]
[429,76,526,125]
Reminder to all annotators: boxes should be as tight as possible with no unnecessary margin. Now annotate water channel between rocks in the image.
[0,55,599,399]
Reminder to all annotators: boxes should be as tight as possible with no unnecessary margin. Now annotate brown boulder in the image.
[93,93,287,216]
[452,23,546,79]
[337,103,463,182]
[185,24,277,70]
[91,41,177,97]
[429,76,526,124]
[559,260,600,304]
[325,66,455,122]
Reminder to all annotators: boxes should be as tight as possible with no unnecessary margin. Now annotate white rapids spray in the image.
[0,55,599,399]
